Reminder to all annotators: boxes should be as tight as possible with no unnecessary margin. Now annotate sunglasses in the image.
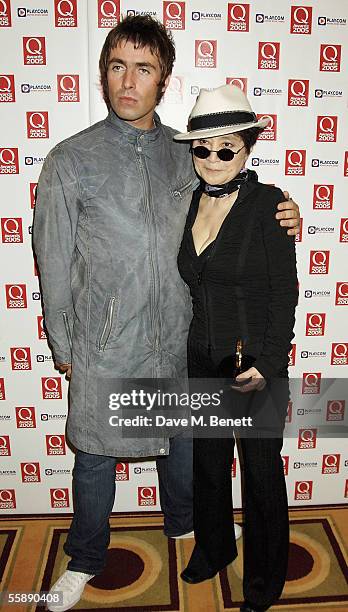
[191,145,244,162]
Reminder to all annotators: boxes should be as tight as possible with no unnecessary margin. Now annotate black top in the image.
[177,170,298,378]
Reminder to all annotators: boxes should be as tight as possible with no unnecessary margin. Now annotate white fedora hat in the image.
[174,84,270,140]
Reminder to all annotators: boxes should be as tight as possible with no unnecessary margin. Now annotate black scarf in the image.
[200,170,249,198]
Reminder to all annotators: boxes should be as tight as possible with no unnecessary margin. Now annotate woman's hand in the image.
[276,193,300,236]
[231,367,265,393]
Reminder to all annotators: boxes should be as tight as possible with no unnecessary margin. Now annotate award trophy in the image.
[217,339,255,386]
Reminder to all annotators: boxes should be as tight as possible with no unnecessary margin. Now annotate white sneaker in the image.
[171,530,195,539]
[47,570,95,612]
[234,523,242,540]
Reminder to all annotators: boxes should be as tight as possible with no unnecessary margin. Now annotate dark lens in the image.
[192,146,210,159]
[217,149,235,161]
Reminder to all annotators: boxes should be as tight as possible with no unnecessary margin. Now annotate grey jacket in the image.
[33,110,196,457]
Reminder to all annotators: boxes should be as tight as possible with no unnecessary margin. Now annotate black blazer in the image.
[177,170,298,378]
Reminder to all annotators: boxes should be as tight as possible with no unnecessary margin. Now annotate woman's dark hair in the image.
[235,126,265,153]
[99,14,176,109]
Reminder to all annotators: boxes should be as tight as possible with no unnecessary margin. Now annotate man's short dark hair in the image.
[99,14,176,109]
[236,127,265,153]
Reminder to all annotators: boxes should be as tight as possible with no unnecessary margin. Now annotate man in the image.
[33,15,300,612]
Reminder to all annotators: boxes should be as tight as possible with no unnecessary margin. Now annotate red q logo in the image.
[195,40,217,68]
[11,347,31,370]
[16,406,36,428]
[316,116,337,142]
[257,114,277,141]
[57,75,80,102]
[138,486,156,506]
[0,489,16,508]
[344,152,348,177]
[295,481,313,500]
[336,282,348,306]
[306,313,325,336]
[0,74,15,102]
[227,4,249,32]
[1,217,23,242]
[288,80,309,106]
[27,112,49,139]
[0,378,6,400]
[46,434,66,455]
[0,148,19,174]
[165,2,183,19]
[54,0,77,27]
[115,462,129,480]
[0,435,11,456]
[42,377,62,399]
[339,218,348,243]
[226,78,247,93]
[0,0,11,27]
[322,454,340,474]
[258,42,280,70]
[331,343,348,366]
[282,456,289,475]
[290,6,312,34]
[23,37,46,65]
[285,150,306,176]
[50,488,69,507]
[313,184,333,210]
[309,250,329,275]
[320,45,341,72]
[6,284,27,308]
[302,372,321,395]
[30,183,37,208]
[21,462,41,482]
[97,0,119,27]
[326,400,345,421]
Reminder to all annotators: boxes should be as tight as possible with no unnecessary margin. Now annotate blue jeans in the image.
[64,437,193,575]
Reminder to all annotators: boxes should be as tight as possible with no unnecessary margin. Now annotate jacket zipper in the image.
[136,138,160,351]
[98,296,116,351]
[62,311,72,349]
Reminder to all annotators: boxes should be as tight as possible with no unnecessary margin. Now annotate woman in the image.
[175,85,298,612]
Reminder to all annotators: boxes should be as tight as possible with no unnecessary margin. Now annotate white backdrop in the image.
[0,0,347,514]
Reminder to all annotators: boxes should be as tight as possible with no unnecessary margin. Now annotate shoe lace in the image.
[55,572,91,593]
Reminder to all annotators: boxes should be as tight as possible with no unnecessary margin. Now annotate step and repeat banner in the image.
[0,0,347,514]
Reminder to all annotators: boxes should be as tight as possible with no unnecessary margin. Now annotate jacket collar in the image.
[105,108,162,145]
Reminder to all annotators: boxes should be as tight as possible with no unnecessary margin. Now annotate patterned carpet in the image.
[0,507,347,612]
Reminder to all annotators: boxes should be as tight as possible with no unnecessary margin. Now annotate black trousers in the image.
[188,337,289,610]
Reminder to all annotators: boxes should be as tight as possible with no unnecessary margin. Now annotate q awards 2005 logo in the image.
[309,250,329,275]
[15,406,36,428]
[313,184,334,210]
[295,481,313,501]
[37,315,47,340]
[302,372,321,395]
[326,400,345,421]
[54,0,77,27]
[195,40,217,68]
[339,219,348,242]
[138,486,156,506]
[227,4,249,32]
[5,284,27,308]
[115,462,129,481]
[23,37,46,65]
[41,377,62,399]
[0,435,11,456]
[287,79,309,106]
[57,75,79,102]
[1,217,23,242]
[20,462,41,483]
[0,148,19,174]
[163,2,185,30]
[290,6,312,34]
[0,489,16,509]
[331,343,348,366]
[10,347,31,370]
[335,282,348,305]
[285,150,306,176]
[256,114,277,140]
[0,74,15,102]
[97,0,119,28]
[258,42,280,70]
[26,111,49,139]
[320,44,341,72]
[305,313,326,336]
[50,488,70,508]
[46,434,66,455]
[316,116,337,142]
[0,0,11,26]
[298,428,317,449]
[322,454,340,474]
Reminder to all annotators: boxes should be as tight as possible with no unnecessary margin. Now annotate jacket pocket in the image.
[62,310,73,350]
[96,294,120,351]
[170,177,193,201]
